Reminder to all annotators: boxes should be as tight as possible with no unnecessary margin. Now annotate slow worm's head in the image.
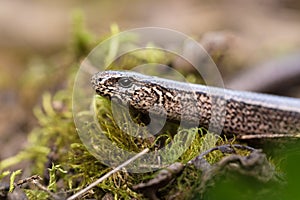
[91,70,162,110]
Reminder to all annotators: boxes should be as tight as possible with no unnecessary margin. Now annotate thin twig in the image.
[67,148,150,200]
[33,180,62,200]
[188,144,256,165]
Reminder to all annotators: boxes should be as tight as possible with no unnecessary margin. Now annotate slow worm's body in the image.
[91,71,300,138]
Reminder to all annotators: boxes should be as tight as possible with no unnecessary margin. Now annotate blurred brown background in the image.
[1,0,300,159]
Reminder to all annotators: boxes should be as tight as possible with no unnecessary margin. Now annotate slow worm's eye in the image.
[118,77,133,88]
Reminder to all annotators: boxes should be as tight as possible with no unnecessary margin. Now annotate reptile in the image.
[91,70,300,138]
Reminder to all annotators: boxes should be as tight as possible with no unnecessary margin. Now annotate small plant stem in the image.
[67,148,149,200]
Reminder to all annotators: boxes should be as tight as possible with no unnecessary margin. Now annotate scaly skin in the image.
[91,70,300,138]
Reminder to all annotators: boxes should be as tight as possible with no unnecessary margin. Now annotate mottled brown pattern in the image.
[223,99,300,136]
[91,70,300,137]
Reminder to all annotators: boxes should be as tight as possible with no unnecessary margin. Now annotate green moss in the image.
[24,189,50,200]
[71,10,95,58]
